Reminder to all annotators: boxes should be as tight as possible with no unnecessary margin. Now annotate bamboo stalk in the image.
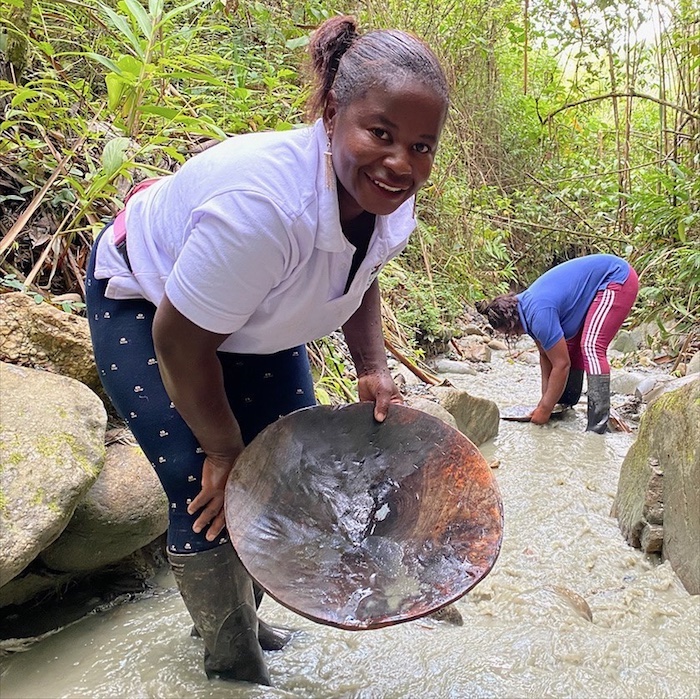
[384,337,449,387]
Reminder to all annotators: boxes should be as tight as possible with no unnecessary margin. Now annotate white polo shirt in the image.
[94,120,416,355]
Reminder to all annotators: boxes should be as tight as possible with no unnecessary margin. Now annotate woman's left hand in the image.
[188,454,237,541]
[357,368,403,422]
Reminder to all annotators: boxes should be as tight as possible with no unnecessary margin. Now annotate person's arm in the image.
[342,279,402,422]
[536,340,553,395]
[152,295,244,541]
[530,337,570,424]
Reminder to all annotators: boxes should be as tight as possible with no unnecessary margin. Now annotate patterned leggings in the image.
[567,267,639,375]
[85,236,316,554]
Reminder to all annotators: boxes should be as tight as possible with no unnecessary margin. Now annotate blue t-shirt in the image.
[517,254,631,350]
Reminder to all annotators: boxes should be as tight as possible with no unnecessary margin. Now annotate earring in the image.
[325,134,334,189]
[412,193,417,218]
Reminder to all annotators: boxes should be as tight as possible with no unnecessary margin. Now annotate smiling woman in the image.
[83,13,449,689]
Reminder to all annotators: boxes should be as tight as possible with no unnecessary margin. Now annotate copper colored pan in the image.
[224,402,503,631]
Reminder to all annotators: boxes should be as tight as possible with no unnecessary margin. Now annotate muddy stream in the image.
[1,348,699,699]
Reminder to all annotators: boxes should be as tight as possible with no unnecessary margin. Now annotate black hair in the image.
[306,15,449,118]
[475,294,522,336]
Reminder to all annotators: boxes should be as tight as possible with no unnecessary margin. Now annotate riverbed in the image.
[1,350,699,699]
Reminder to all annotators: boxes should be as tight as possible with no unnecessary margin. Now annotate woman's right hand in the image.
[188,453,238,541]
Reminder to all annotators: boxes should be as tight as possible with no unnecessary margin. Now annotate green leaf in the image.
[148,0,164,19]
[100,3,145,59]
[85,52,122,74]
[123,0,153,40]
[102,137,132,177]
[285,36,308,50]
[37,41,55,57]
[139,105,181,118]
[162,0,206,25]
[11,89,40,107]
[105,73,126,111]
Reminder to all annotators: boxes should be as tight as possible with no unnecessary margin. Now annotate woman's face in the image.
[323,78,447,224]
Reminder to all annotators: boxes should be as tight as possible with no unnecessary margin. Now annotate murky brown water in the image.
[2,351,699,699]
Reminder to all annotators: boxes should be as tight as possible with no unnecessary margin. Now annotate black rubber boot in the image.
[559,368,584,407]
[253,583,294,651]
[586,374,611,433]
[168,546,271,685]
[189,580,293,651]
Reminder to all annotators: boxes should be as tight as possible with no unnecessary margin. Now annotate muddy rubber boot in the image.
[168,547,271,685]
[253,582,294,651]
[559,368,584,407]
[586,374,611,434]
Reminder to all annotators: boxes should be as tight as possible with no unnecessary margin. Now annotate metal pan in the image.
[500,403,571,422]
[224,402,503,630]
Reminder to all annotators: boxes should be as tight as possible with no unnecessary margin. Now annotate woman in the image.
[85,15,449,685]
[477,254,639,433]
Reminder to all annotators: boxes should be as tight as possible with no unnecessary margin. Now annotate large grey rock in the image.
[612,377,699,594]
[428,385,499,446]
[0,292,108,405]
[39,442,169,572]
[403,396,459,430]
[0,362,106,587]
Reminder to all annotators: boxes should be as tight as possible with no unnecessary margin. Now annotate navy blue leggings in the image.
[85,234,316,554]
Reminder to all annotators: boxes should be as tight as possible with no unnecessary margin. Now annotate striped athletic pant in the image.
[566,267,639,375]
[85,231,317,554]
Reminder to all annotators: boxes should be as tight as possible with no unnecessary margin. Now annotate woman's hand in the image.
[357,368,403,422]
[529,405,552,425]
[188,454,237,541]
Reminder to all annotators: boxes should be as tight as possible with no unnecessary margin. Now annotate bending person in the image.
[85,15,449,686]
[477,253,639,433]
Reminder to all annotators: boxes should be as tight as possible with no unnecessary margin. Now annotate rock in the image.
[393,364,424,387]
[610,370,648,396]
[636,374,698,406]
[487,339,508,351]
[39,442,169,572]
[0,362,106,587]
[611,329,639,354]
[461,324,486,337]
[640,523,664,554]
[0,292,106,404]
[432,358,477,375]
[612,377,699,594]
[427,603,463,625]
[427,385,499,446]
[404,396,459,430]
[687,351,700,375]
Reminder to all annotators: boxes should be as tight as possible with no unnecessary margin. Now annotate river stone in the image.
[687,351,700,375]
[0,292,106,403]
[427,385,499,446]
[611,329,639,354]
[610,370,648,396]
[0,362,106,587]
[39,442,169,572]
[612,377,699,594]
[403,396,459,430]
[432,358,477,375]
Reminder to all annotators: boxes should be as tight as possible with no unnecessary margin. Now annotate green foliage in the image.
[1,0,697,366]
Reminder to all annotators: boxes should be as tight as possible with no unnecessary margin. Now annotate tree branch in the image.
[542,91,700,125]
